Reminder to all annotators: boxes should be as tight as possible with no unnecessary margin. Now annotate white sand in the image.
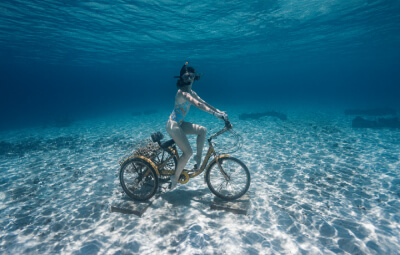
[1,106,399,254]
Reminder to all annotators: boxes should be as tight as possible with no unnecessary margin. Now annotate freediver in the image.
[166,62,228,189]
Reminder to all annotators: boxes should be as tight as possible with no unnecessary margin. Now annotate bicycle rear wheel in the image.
[206,157,250,200]
[120,158,159,201]
[152,148,177,183]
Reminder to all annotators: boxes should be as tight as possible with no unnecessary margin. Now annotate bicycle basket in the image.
[118,138,161,165]
[211,129,243,155]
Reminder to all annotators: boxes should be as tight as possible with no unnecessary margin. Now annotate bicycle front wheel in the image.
[206,157,250,200]
[120,158,159,201]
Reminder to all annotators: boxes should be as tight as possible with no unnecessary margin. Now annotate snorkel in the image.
[174,62,201,86]
[180,61,190,77]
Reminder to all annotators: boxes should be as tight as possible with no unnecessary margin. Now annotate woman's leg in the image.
[180,122,207,167]
[166,120,193,188]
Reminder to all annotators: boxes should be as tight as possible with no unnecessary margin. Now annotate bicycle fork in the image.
[211,149,230,181]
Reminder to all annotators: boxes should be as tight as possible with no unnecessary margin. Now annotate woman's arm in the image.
[180,91,226,120]
[190,91,222,113]
[180,91,214,114]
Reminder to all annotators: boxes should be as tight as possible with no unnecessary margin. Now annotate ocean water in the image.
[1,0,400,254]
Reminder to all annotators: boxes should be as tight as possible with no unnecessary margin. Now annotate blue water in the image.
[1,1,400,254]
[1,0,400,129]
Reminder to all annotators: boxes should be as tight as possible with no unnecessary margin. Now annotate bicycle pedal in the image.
[183,164,198,173]
[183,169,194,174]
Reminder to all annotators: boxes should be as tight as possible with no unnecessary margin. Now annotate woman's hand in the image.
[217,110,228,119]
[213,111,228,120]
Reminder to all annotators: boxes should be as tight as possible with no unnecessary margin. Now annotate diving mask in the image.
[181,72,200,83]
[181,72,195,82]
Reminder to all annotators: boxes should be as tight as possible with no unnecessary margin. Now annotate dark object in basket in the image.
[151,132,164,143]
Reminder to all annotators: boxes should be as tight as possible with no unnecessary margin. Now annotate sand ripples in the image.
[1,110,399,254]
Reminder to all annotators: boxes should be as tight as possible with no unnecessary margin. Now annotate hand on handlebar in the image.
[214,111,228,121]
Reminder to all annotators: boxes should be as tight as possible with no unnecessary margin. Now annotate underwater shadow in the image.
[159,187,222,218]
[160,187,210,207]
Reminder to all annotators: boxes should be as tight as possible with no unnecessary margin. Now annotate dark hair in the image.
[177,65,196,88]
[176,79,189,88]
[176,62,200,88]
[186,66,196,73]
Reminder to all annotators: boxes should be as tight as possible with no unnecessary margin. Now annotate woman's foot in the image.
[170,177,178,190]
[194,155,201,168]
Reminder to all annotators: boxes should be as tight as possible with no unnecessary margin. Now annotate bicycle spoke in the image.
[224,162,240,178]
[120,159,159,201]
[221,182,233,193]
[215,172,236,192]
[206,157,250,200]
[216,180,227,192]
[152,148,177,183]
[131,162,140,173]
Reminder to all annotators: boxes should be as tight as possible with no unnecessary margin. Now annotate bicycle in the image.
[119,118,251,201]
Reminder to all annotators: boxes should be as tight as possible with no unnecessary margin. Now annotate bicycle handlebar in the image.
[209,117,233,142]
[224,119,233,130]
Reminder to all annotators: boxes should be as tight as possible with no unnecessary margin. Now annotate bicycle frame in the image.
[154,122,233,184]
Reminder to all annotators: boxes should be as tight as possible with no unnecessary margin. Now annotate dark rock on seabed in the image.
[352,117,400,128]
[143,109,158,115]
[345,108,396,116]
[239,111,287,121]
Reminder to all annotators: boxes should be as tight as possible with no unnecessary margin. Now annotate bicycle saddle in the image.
[160,139,175,149]
[151,132,175,149]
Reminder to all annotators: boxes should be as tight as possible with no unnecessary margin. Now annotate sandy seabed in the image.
[1,106,399,255]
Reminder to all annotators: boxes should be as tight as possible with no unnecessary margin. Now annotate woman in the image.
[166,62,227,190]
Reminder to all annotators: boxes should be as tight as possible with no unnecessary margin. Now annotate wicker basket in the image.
[119,138,161,165]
